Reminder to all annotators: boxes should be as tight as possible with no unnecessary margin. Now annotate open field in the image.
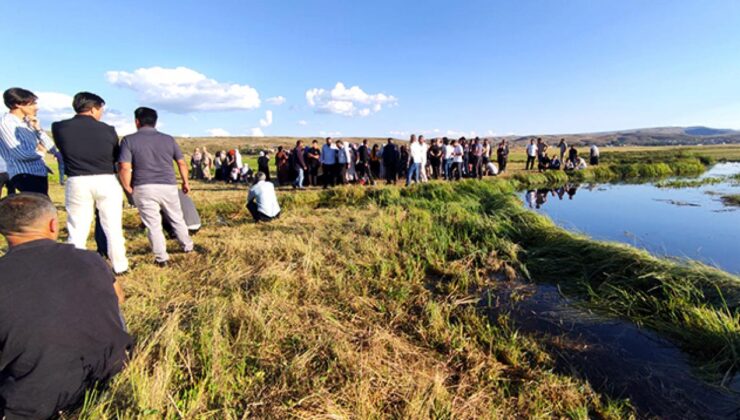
[2,144,739,418]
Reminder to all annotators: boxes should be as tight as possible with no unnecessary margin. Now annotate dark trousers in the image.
[590,156,599,165]
[525,156,536,170]
[247,201,279,222]
[498,158,508,173]
[0,172,14,197]
[450,162,462,180]
[429,159,441,179]
[472,156,483,179]
[322,163,336,188]
[337,164,348,185]
[10,174,48,195]
[384,164,397,184]
[356,162,373,184]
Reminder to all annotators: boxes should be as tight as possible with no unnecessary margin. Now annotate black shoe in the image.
[155,260,169,268]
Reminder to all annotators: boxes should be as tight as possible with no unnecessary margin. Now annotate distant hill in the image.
[175,127,740,152]
[504,126,740,147]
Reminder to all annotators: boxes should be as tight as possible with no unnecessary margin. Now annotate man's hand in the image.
[182,181,190,194]
[26,116,42,131]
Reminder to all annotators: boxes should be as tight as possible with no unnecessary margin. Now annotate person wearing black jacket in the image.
[382,138,399,184]
[51,92,129,275]
[0,193,131,419]
[292,140,307,189]
[356,139,374,185]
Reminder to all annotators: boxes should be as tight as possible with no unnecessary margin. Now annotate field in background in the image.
[1,144,739,418]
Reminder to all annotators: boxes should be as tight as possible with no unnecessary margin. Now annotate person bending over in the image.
[0,193,131,419]
[247,172,281,222]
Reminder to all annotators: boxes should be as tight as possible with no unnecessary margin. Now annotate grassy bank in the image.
[721,194,740,207]
[65,180,637,418]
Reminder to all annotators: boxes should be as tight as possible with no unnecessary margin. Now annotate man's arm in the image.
[113,280,125,304]
[119,162,133,195]
[176,159,190,194]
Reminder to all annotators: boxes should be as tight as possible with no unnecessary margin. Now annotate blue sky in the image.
[1,0,739,137]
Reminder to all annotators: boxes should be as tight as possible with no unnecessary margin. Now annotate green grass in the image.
[655,177,725,188]
[721,194,740,207]
[7,145,739,417]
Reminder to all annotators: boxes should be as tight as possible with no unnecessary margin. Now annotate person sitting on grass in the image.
[0,193,131,419]
[550,154,562,170]
[247,171,281,222]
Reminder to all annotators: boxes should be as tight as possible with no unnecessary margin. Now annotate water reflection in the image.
[521,164,740,274]
[525,184,580,209]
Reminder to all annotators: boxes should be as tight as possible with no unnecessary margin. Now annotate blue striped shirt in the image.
[0,113,55,178]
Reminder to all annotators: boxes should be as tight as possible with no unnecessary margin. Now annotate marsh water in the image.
[486,282,740,419]
[520,162,740,274]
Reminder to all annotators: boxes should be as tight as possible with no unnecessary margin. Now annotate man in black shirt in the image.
[0,193,131,419]
[51,92,129,274]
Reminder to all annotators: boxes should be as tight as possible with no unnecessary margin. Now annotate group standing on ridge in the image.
[0,85,604,417]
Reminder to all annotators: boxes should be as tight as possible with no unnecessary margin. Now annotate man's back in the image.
[51,115,119,177]
[0,239,131,418]
[119,127,182,186]
[248,180,280,217]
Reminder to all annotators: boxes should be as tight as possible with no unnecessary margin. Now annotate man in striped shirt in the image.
[0,88,57,195]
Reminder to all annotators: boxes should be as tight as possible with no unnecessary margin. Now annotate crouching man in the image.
[0,193,131,419]
[247,172,281,222]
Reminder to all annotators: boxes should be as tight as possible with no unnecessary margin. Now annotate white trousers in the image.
[65,174,128,273]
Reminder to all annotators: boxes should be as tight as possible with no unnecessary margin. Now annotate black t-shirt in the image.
[51,115,120,177]
[0,239,131,418]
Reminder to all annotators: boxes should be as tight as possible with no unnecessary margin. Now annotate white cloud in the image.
[103,109,137,135]
[35,91,136,135]
[297,120,308,126]
[207,128,231,137]
[36,92,74,123]
[106,66,261,113]
[250,127,265,137]
[446,130,479,138]
[305,82,397,117]
[389,130,408,137]
[319,130,342,137]
[266,96,286,105]
[259,110,273,127]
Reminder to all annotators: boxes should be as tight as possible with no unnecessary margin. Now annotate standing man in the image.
[336,140,349,184]
[558,138,568,164]
[292,140,307,189]
[118,107,193,266]
[321,137,338,188]
[525,139,538,170]
[406,134,424,186]
[382,138,399,184]
[496,140,510,173]
[471,137,484,179]
[51,92,129,275]
[356,139,374,185]
[0,88,57,194]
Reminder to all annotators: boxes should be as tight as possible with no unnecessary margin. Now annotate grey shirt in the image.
[119,127,183,186]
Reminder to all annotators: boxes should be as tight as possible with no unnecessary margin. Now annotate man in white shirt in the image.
[336,140,349,184]
[525,139,538,171]
[0,88,57,195]
[450,139,464,181]
[590,144,600,165]
[443,138,454,180]
[406,135,425,186]
[247,172,281,222]
[320,137,338,188]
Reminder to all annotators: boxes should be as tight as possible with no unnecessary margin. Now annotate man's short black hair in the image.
[73,92,105,114]
[0,193,57,235]
[134,107,158,127]
[3,87,38,110]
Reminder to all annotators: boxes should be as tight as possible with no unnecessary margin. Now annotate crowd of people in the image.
[0,87,283,417]
[0,85,609,417]
[525,137,599,172]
